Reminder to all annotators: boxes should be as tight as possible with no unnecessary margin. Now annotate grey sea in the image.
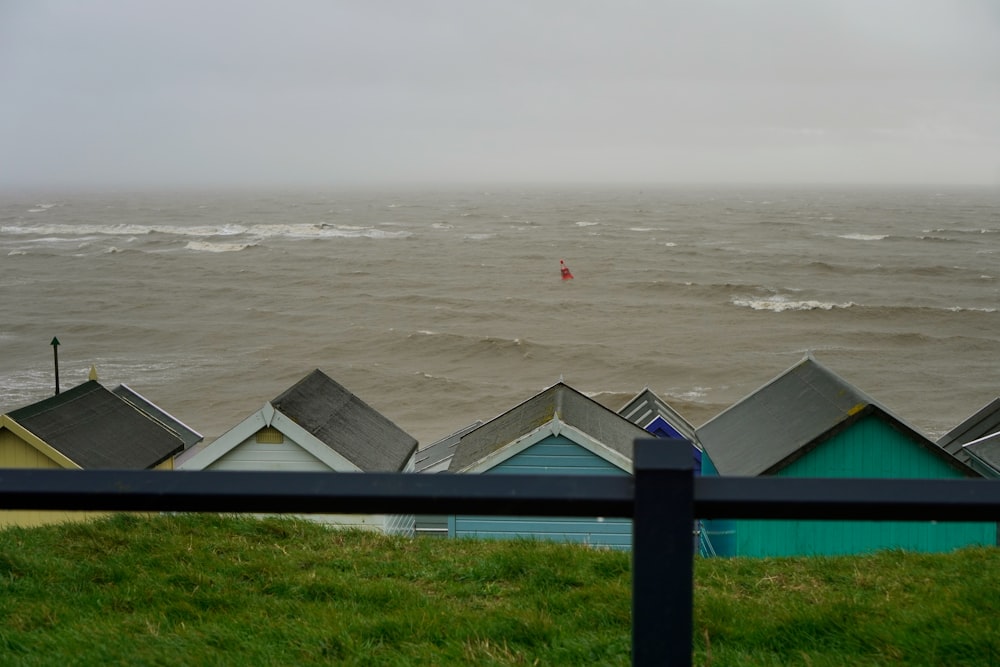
[1,185,997,446]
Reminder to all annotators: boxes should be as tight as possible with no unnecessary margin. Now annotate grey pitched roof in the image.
[618,388,700,445]
[414,421,483,473]
[696,356,975,477]
[271,369,417,472]
[937,397,1000,463]
[964,431,1000,477]
[448,382,651,472]
[112,384,203,449]
[6,380,185,469]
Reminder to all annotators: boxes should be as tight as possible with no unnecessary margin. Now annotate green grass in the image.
[0,514,997,666]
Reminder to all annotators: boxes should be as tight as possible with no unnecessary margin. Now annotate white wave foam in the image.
[1,221,412,242]
[732,295,855,312]
[7,250,27,256]
[1,223,243,237]
[216,224,246,236]
[664,242,678,247]
[365,229,412,239]
[575,221,599,227]
[19,236,81,244]
[947,306,998,313]
[838,233,888,241]
[185,240,256,253]
[253,223,411,240]
[925,227,998,235]
[464,233,495,240]
[673,387,709,401]
[0,368,62,407]
[27,203,59,213]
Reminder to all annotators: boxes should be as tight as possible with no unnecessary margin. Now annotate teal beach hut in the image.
[697,355,996,557]
[445,381,654,550]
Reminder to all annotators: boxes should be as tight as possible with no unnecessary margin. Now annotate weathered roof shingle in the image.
[7,381,185,469]
[448,382,650,472]
[937,397,1000,464]
[271,369,417,472]
[697,356,974,477]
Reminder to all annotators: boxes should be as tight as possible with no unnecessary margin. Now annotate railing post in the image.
[632,438,694,667]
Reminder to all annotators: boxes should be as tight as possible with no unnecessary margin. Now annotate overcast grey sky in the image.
[2,1,998,189]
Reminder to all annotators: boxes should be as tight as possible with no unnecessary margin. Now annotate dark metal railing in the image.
[2,438,1000,665]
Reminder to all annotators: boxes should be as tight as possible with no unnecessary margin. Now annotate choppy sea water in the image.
[1,186,997,446]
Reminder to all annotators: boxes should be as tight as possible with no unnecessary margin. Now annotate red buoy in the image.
[560,259,574,280]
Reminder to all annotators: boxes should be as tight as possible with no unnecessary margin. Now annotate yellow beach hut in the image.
[0,379,188,527]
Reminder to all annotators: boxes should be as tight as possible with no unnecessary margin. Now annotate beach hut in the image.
[412,421,483,537]
[112,383,203,450]
[618,387,703,472]
[177,369,418,535]
[617,388,713,552]
[937,396,1000,466]
[0,379,187,527]
[962,431,1000,478]
[697,355,996,557]
[444,381,658,550]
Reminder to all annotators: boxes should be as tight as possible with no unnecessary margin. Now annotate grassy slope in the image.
[0,514,997,666]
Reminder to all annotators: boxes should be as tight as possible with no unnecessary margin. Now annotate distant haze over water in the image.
[1,185,997,445]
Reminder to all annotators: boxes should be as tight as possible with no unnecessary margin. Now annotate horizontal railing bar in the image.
[1,469,999,521]
[0,469,636,516]
[695,476,1000,521]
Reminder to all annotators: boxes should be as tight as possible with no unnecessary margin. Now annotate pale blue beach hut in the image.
[443,381,654,550]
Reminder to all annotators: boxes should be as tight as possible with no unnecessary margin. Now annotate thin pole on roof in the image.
[51,337,60,395]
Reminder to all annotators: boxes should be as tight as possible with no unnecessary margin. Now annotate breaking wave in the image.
[1,221,412,242]
[403,330,549,360]
[185,240,259,253]
[837,233,888,241]
[732,295,857,312]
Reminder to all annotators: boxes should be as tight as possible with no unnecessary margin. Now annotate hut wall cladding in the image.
[0,429,62,469]
[212,438,332,472]
[784,416,967,479]
[452,436,633,549]
[0,428,90,528]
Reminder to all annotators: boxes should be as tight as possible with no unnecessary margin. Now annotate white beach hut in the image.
[177,369,418,535]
